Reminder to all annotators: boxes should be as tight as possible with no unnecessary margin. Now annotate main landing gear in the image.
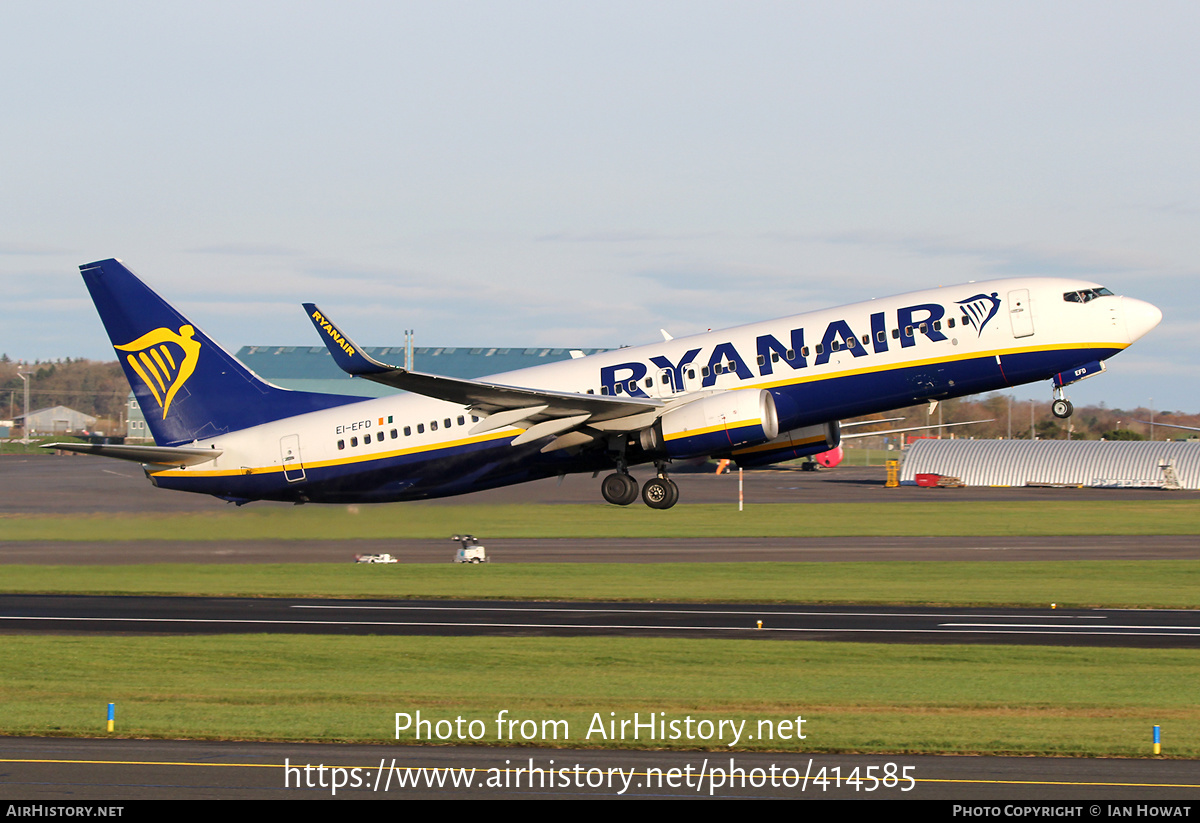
[641,475,679,510]
[600,471,640,506]
[601,463,679,510]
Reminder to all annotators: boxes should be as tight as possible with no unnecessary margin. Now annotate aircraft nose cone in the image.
[1122,297,1162,343]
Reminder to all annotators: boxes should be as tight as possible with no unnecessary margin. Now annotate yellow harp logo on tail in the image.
[115,325,202,419]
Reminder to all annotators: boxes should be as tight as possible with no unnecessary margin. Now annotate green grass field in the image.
[4,500,1200,540]
[3,635,1195,757]
[3,498,1198,756]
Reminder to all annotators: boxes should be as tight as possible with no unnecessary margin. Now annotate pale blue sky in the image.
[3,2,1197,411]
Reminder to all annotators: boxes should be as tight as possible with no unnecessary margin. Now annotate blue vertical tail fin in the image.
[82,259,367,446]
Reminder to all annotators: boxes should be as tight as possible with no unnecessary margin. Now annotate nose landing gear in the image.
[1051,385,1074,419]
[1052,398,1074,419]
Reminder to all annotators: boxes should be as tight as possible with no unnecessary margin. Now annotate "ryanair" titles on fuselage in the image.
[598,296,1000,397]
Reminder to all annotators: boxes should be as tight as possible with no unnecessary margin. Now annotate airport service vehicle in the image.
[48,259,1160,509]
[355,553,398,564]
[452,535,488,564]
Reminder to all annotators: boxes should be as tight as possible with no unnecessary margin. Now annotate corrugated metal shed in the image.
[15,405,98,434]
[900,439,1200,489]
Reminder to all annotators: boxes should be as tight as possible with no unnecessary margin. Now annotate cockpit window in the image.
[1063,288,1114,303]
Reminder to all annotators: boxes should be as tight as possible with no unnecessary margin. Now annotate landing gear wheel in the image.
[1052,399,1074,419]
[601,472,639,506]
[642,477,679,510]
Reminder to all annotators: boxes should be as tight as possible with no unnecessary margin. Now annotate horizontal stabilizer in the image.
[40,442,223,466]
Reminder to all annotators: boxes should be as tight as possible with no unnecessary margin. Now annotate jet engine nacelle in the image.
[724,421,842,468]
[639,389,779,460]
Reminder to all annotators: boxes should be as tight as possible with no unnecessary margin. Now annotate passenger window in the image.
[431,421,438,431]
[457,416,465,426]
[831,340,841,351]
[815,343,824,355]
[876,331,885,343]
[444,418,451,428]
[364,434,371,444]
[351,437,358,447]
[771,353,779,363]
[786,348,796,360]
[417,424,424,434]
[947,318,955,329]
[338,439,345,450]
[757,355,765,366]
[391,429,398,439]
[404,426,411,436]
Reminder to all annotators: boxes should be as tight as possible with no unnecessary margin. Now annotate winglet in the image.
[302,303,397,376]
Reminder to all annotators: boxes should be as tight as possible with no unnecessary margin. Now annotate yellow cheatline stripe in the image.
[663,419,763,442]
[0,757,278,769]
[732,433,828,456]
[149,428,519,478]
[755,341,1126,393]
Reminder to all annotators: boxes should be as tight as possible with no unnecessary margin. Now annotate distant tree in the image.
[1102,429,1146,441]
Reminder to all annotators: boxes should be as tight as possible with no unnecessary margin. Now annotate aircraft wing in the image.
[40,442,222,466]
[302,304,662,440]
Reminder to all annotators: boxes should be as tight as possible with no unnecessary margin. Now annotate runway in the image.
[4,738,1198,800]
[6,534,1200,564]
[2,737,1196,801]
[5,594,1200,647]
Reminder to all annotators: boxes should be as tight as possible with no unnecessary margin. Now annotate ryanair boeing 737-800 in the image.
[47,259,1161,509]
